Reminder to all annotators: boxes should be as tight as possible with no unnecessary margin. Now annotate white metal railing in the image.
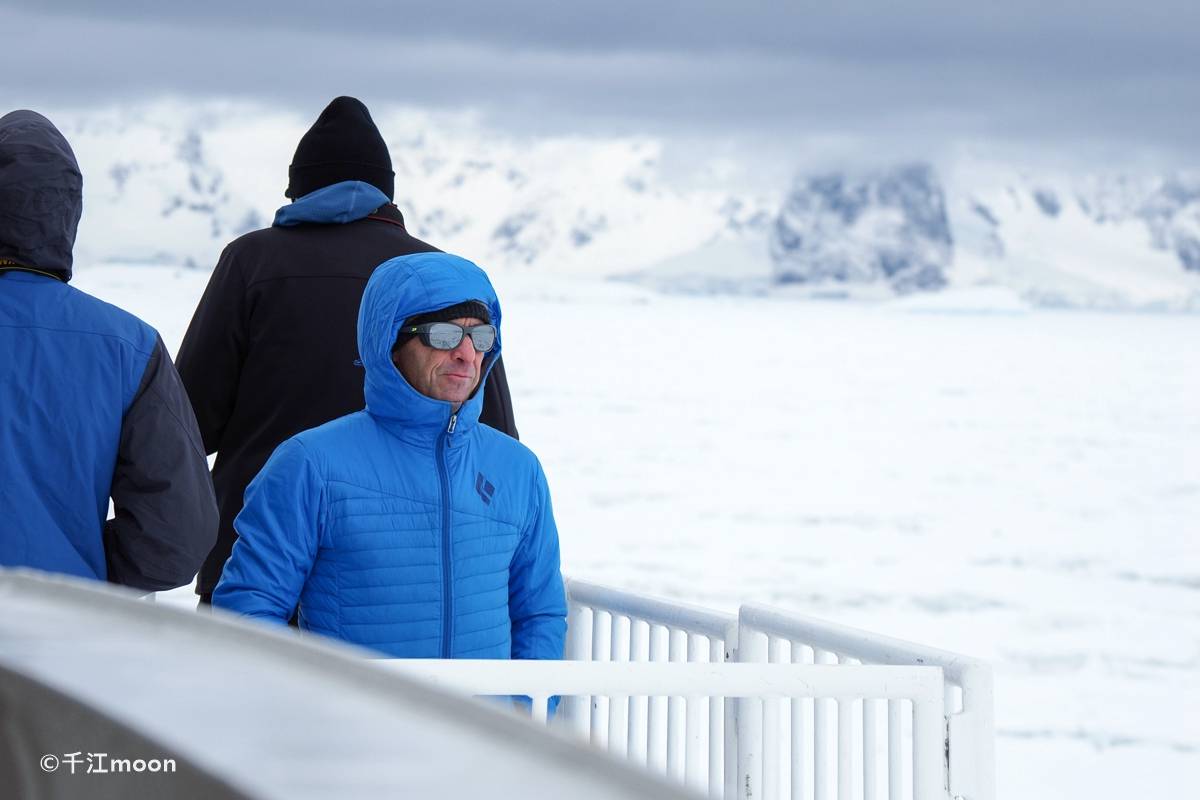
[735,605,995,800]
[563,577,738,797]
[379,578,995,800]
[386,660,945,798]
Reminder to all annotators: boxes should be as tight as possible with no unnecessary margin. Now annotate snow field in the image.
[75,265,1200,799]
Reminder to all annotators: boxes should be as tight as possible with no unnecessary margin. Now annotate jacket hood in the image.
[358,252,501,437]
[273,180,389,227]
[0,110,82,281]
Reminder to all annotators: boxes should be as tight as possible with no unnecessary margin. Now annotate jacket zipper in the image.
[438,413,457,657]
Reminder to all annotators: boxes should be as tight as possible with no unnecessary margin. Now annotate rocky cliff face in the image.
[768,161,1200,308]
[770,164,952,293]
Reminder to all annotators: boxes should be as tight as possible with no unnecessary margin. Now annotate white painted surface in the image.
[0,572,690,800]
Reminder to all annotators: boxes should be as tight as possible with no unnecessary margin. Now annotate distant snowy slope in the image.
[946,164,1200,309]
[46,101,1200,309]
[57,101,770,276]
[64,102,296,268]
[389,130,772,278]
[772,161,1200,309]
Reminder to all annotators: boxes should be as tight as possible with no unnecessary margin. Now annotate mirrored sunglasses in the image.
[405,322,496,353]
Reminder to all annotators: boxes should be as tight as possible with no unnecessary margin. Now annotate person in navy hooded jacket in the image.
[0,109,217,589]
[176,97,519,605]
[213,252,566,662]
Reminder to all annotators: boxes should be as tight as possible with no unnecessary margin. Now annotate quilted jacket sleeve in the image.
[509,460,567,660]
[212,438,322,622]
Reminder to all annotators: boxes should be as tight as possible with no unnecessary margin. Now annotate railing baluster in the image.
[814,648,834,800]
[912,692,944,800]
[566,601,591,660]
[763,636,783,800]
[531,695,550,725]
[887,700,902,800]
[864,697,880,800]
[837,655,857,800]
[591,610,611,748]
[609,614,631,758]
[648,623,668,774]
[667,627,686,783]
[685,633,706,793]
[737,627,767,800]
[709,636,724,799]
[791,643,811,800]
[565,604,593,738]
[837,696,853,800]
[629,618,650,767]
[724,621,739,800]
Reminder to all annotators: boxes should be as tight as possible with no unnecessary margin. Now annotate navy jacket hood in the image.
[0,110,82,281]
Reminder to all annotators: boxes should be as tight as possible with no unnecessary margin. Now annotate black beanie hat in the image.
[286,96,395,200]
[393,300,492,351]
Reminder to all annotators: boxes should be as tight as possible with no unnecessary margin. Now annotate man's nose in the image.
[451,336,475,360]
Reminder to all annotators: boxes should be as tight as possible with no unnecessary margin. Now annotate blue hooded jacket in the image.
[213,252,566,661]
[0,110,216,589]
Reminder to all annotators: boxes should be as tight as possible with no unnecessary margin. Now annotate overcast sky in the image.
[2,1,1198,169]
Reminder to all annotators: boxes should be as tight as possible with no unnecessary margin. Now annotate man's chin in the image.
[434,381,476,406]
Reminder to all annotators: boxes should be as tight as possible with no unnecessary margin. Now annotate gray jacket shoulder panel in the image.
[103,336,218,591]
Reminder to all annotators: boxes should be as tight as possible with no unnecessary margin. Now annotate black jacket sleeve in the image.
[480,355,519,440]
[175,245,247,454]
[102,336,219,591]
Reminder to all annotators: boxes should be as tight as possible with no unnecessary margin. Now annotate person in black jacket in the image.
[176,96,519,604]
[0,110,217,590]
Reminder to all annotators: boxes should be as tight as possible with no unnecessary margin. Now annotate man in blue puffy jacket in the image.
[213,252,566,662]
[0,110,217,589]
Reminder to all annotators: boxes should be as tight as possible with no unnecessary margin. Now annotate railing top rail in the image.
[380,660,946,702]
[740,603,991,686]
[566,577,735,640]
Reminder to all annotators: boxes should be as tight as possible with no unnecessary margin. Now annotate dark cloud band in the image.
[2,3,1198,160]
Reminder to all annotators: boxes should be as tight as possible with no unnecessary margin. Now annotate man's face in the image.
[391,317,486,409]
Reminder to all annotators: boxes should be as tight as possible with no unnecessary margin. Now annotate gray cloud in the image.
[2,2,1199,164]
[17,1,1200,60]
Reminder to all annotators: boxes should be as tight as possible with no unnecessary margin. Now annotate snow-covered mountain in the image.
[771,163,952,294]
[58,101,771,276]
[772,161,1200,310]
[47,102,1200,310]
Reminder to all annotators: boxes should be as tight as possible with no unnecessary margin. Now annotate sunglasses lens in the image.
[425,323,464,350]
[416,322,495,352]
[468,325,496,352]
